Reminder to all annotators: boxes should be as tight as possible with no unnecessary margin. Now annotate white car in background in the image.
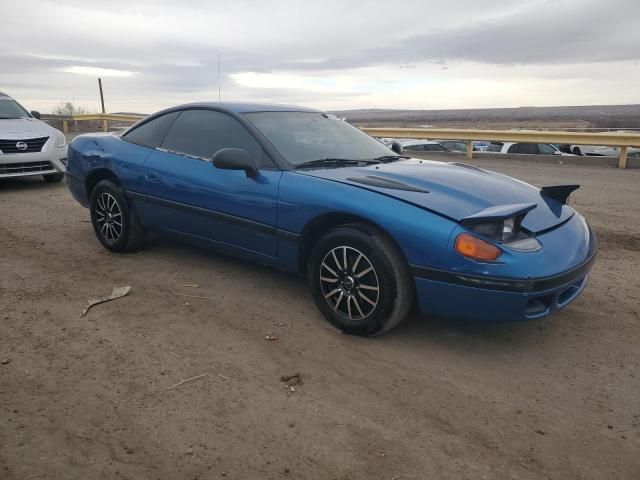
[570,144,640,157]
[0,91,67,182]
[485,142,574,156]
[400,139,450,152]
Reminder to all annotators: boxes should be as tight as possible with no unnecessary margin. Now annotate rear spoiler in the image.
[460,203,537,225]
[540,185,580,205]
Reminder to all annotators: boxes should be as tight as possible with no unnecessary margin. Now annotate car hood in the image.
[0,118,59,138]
[296,159,574,233]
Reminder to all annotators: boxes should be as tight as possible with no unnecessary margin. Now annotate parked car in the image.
[570,145,640,157]
[66,102,597,336]
[473,141,491,151]
[377,137,395,147]
[486,142,574,156]
[0,91,67,182]
[434,140,468,152]
[401,140,450,152]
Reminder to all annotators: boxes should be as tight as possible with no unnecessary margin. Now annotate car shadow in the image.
[384,306,558,354]
[0,176,63,191]
[143,232,555,352]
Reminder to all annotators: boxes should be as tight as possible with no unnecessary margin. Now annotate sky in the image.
[1,0,640,113]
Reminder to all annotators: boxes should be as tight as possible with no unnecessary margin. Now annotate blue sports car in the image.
[66,102,597,335]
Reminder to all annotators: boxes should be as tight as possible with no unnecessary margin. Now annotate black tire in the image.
[572,147,582,156]
[43,172,65,183]
[89,179,145,253]
[308,223,414,336]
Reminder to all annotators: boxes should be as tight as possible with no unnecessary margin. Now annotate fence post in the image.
[102,119,108,132]
[62,120,69,134]
[466,141,473,160]
[619,146,628,169]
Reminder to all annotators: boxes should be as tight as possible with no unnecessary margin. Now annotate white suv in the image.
[0,91,67,182]
[485,142,574,156]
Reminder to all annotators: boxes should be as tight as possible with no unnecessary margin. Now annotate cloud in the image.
[1,0,638,112]
[62,66,137,77]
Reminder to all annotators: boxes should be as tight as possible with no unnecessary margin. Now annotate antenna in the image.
[218,54,221,102]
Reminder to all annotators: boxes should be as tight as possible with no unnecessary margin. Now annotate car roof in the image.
[0,91,12,99]
[400,139,441,146]
[170,101,321,114]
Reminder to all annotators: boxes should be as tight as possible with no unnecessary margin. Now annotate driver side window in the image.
[161,109,272,168]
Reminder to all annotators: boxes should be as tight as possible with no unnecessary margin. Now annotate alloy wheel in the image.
[95,192,123,242]
[319,246,380,320]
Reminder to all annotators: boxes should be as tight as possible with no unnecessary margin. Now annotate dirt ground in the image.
[1,159,639,479]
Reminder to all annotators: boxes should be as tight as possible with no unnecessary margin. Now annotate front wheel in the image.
[308,224,414,336]
[89,180,145,253]
[572,147,582,156]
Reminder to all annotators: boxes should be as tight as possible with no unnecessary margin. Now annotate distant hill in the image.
[331,104,640,130]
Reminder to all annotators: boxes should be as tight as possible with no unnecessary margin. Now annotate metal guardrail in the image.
[362,127,640,169]
[42,113,145,136]
[45,114,640,169]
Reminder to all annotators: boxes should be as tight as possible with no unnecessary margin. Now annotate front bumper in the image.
[412,227,597,323]
[0,144,67,179]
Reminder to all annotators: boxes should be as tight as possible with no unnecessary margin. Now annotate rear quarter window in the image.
[123,111,180,148]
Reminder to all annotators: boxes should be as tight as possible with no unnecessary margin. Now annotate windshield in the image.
[0,98,30,119]
[244,111,393,166]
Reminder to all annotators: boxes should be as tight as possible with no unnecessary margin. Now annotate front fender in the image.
[276,172,457,272]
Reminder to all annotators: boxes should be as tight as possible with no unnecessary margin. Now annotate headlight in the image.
[53,130,66,148]
[467,216,542,253]
[505,237,542,252]
[469,217,517,242]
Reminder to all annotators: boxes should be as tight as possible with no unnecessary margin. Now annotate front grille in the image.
[0,136,49,154]
[0,161,53,175]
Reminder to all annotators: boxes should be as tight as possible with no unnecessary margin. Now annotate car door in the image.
[139,109,281,258]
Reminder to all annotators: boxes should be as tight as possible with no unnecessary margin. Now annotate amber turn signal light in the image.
[455,233,502,261]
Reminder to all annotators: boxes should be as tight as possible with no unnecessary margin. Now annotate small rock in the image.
[123,446,134,454]
[280,373,302,386]
[535,429,545,435]
[0,359,10,365]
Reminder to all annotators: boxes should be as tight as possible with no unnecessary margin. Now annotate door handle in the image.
[144,173,160,183]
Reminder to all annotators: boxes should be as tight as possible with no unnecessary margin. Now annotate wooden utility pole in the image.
[98,78,106,113]
[98,78,107,131]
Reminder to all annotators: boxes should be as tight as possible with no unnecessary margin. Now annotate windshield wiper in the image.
[294,158,381,169]
[372,155,410,163]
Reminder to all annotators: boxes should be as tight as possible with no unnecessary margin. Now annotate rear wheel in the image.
[43,173,64,183]
[308,224,414,336]
[89,180,145,252]
[572,147,582,156]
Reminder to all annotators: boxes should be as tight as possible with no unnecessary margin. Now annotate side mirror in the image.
[391,140,403,155]
[31,111,41,119]
[212,148,258,179]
